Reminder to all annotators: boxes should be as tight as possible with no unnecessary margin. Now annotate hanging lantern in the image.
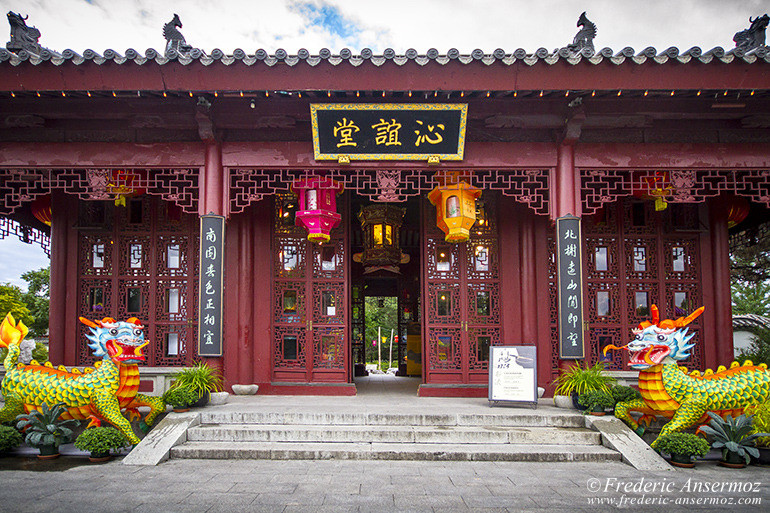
[354,204,409,272]
[31,195,52,226]
[721,194,750,228]
[108,169,146,207]
[428,180,482,243]
[632,171,671,211]
[292,176,343,243]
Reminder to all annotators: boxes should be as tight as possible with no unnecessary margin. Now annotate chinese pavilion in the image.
[1,13,769,397]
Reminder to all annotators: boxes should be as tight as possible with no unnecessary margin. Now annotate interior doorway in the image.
[350,196,422,390]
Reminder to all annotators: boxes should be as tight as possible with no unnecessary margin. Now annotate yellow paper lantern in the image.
[427,181,481,243]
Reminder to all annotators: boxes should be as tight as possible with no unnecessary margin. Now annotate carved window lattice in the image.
[588,327,625,371]
[229,168,550,215]
[581,168,770,215]
[154,324,190,367]
[465,238,499,280]
[586,282,622,324]
[156,235,191,277]
[427,282,462,324]
[118,198,152,233]
[76,197,199,366]
[585,237,620,280]
[273,281,306,324]
[118,236,151,277]
[623,238,657,281]
[312,282,345,325]
[79,235,114,276]
[664,283,702,320]
[625,283,660,327]
[273,326,307,369]
[312,238,345,279]
[0,218,50,256]
[428,327,462,371]
[468,327,501,371]
[313,327,346,370]
[77,323,98,366]
[274,237,307,278]
[426,238,460,280]
[467,283,500,325]
[663,238,700,281]
[0,168,200,216]
[273,192,305,237]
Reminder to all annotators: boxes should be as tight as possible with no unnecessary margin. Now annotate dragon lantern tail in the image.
[0,312,28,349]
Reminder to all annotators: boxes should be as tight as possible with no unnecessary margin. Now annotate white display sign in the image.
[488,346,538,407]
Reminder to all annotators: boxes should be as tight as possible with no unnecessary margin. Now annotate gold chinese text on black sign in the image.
[557,215,585,359]
[311,103,467,161]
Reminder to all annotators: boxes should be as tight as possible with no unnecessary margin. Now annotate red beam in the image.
[2,59,769,93]
[575,143,770,168]
[0,142,205,167]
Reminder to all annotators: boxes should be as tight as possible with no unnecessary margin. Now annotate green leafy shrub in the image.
[0,342,49,364]
[745,400,770,448]
[169,362,223,399]
[74,427,129,455]
[163,385,198,409]
[578,389,615,412]
[655,432,710,459]
[700,412,770,465]
[610,385,641,406]
[736,326,770,367]
[0,425,23,452]
[15,402,79,449]
[552,362,616,397]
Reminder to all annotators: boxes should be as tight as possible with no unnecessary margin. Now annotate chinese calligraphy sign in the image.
[556,216,585,359]
[311,103,467,161]
[198,215,225,357]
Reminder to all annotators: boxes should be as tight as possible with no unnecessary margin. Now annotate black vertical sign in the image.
[556,215,585,359]
[198,215,225,357]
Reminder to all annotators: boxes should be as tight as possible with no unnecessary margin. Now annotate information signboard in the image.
[556,215,585,359]
[488,345,538,407]
[310,103,467,161]
[198,215,225,357]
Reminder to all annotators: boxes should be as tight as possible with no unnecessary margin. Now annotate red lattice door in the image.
[422,194,500,385]
[77,197,199,366]
[271,194,349,383]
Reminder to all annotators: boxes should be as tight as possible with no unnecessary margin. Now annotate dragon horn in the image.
[676,306,705,328]
[650,305,660,325]
[126,317,142,326]
[0,313,28,348]
[79,317,99,328]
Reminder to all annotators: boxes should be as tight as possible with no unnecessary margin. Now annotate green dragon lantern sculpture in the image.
[604,305,770,448]
[0,313,165,445]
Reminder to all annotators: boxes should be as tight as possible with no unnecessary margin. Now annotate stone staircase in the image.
[170,410,622,462]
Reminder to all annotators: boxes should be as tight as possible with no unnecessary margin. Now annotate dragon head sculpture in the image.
[603,305,704,369]
[79,317,148,364]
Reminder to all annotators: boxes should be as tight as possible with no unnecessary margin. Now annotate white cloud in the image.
[0,0,764,54]
[0,236,49,290]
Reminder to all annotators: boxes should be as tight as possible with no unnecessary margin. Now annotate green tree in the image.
[364,296,398,365]
[0,283,33,328]
[21,267,49,337]
[731,280,770,317]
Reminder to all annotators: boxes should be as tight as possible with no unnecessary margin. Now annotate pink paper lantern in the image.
[292,176,343,243]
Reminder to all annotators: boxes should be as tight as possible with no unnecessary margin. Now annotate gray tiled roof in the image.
[733,314,770,331]
[1,46,769,67]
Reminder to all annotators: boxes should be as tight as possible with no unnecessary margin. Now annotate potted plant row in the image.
[700,412,770,468]
[655,432,711,468]
[15,402,79,459]
[0,424,23,455]
[74,426,129,462]
[163,385,199,412]
[578,389,615,415]
[552,361,616,410]
[745,400,770,464]
[169,362,224,407]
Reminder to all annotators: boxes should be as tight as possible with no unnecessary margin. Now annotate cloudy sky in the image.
[0,0,766,288]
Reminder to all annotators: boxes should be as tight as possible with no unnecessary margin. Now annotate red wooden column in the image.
[199,142,226,375]
[552,143,584,374]
[707,200,735,366]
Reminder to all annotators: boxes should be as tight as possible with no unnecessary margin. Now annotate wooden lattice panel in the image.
[273,326,307,369]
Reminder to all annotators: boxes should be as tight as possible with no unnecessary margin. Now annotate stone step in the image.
[186,424,601,445]
[171,441,621,462]
[200,411,585,428]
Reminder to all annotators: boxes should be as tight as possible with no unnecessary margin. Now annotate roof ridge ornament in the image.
[733,14,769,53]
[565,11,596,56]
[163,13,203,58]
[5,11,56,57]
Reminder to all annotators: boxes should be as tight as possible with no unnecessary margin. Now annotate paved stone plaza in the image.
[0,457,768,512]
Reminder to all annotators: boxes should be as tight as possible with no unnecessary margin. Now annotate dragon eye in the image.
[109,328,118,336]
[635,334,643,340]
[133,328,143,336]
[657,334,667,342]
